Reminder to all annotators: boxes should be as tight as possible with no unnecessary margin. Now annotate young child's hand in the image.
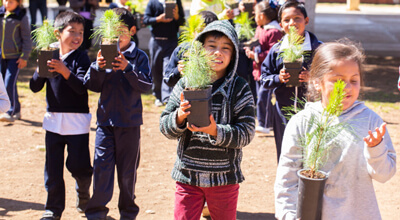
[17,58,27,69]
[279,68,290,83]
[177,60,185,74]
[299,68,309,82]
[173,5,179,20]
[223,9,235,20]
[47,59,70,79]
[364,123,387,147]
[244,47,254,59]
[176,92,191,126]
[97,50,106,69]
[187,114,218,137]
[112,52,129,72]
[156,13,173,23]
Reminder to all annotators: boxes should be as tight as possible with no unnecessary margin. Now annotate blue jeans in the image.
[1,58,20,116]
[29,0,47,31]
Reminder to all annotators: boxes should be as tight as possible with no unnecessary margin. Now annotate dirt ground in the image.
[0,53,400,220]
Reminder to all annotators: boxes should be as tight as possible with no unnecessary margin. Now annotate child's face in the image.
[203,35,234,80]
[4,0,19,12]
[316,59,361,111]
[118,25,135,52]
[254,7,266,27]
[280,7,309,36]
[57,22,84,54]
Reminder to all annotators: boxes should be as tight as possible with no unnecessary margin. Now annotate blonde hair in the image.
[307,39,365,101]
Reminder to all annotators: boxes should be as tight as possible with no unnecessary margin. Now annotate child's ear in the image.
[130,26,137,36]
[305,17,309,26]
[54,29,60,39]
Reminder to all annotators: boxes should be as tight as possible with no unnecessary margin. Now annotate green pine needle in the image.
[233,12,255,41]
[182,41,215,89]
[31,19,58,51]
[91,9,125,44]
[179,15,205,45]
[278,26,305,62]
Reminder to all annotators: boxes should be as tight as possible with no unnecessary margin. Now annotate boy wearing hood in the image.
[160,20,256,220]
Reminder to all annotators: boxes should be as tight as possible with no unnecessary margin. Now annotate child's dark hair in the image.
[199,11,218,26]
[278,0,307,23]
[256,1,279,22]
[113,8,137,30]
[307,39,365,101]
[54,11,85,31]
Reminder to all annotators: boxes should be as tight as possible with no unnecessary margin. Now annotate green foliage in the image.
[91,9,125,44]
[300,80,350,178]
[31,20,58,51]
[179,15,205,45]
[233,12,255,41]
[278,26,305,62]
[126,0,146,14]
[182,41,215,89]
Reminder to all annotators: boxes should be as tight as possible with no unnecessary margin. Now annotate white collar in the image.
[263,20,281,31]
[121,41,136,54]
[49,42,75,61]
[61,49,75,61]
[280,31,311,51]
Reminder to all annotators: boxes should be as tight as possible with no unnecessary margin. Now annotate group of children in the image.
[0,0,397,219]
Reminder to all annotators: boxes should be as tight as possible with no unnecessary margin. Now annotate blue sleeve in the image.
[84,62,107,93]
[260,44,283,89]
[164,46,183,87]
[65,53,91,95]
[143,0,158,25]
[123,51,152,93]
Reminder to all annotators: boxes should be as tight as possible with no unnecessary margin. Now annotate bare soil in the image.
[0,54,399,220]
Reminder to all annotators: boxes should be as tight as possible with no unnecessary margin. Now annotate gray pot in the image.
[165,2,176,19]
[183,86,212,127]
[297,169,328,220]
[38,48,59,78]
[101,40,119,69]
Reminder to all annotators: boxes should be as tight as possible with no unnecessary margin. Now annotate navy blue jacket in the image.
[260,31,322,109]
[84,43,152,127]
[163,43,188,87]
[30,50,91,113]
[143,0,185,40]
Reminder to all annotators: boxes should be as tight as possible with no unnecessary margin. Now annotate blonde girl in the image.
[274,40,396,220]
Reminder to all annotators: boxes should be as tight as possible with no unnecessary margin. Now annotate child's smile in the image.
[57,22,84,55]
[203,35,234,80]
[280,7,309,37]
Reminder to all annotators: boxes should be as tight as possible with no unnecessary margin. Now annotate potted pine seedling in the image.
[181,41,215,127]
[233,12,257,48]
[225,0,240,16]
[178,14,205,45]
[164,0,176,19]
[91,9,125,69]
[31,19,59,78]
[278,26,306,87]
[242,0,254,16]
[296,80,352,220]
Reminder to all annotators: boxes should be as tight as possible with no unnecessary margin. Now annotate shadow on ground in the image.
[237,211,275,219]
[0,198,43,217]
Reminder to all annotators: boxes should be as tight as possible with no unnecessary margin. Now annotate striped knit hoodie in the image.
[160,20,256,187]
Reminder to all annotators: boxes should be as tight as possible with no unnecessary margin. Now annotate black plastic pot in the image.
[38,48,59,78]
[165,2,176,19]
[297,169,328,220]
[243,2,254,16]
[101,41,119,69]
[226,2,239,9]
[284,60,303,87]
[183,86,212,127]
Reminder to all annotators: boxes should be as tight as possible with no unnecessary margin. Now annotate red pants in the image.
[174,182,239,220]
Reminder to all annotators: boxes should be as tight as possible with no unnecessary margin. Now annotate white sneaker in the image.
[0,113,15,122]
[154,99,164,107]
[255,126,270,134]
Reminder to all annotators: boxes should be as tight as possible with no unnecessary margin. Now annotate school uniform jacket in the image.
[160,20,256,187]
[30,50,91,113]
[0,6,31,60]
[84,42,152,127]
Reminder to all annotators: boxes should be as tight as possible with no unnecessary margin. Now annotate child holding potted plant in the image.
[84,8,152,220]
[274,41,396,220]
[260,0,322,162]
[29,11,93,220]
[244,0,283,134]
[143,0,185,106]
[0,0,31,122]
[160,20,255,219]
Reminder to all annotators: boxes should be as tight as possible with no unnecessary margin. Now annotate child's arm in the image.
[274,114,304,220]
[115,51,152,93]
[18,15,32,69]
[164,45,184,87]
[260,45,283,89]
[143,0,172,25]
[29,70,47,93]
[364,122,397,183]
[84,50,107,92]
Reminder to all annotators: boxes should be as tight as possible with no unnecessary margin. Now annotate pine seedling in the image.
[182,41,215,89]
[31,20,58,51]
[91,9,125,44]
[233,12,255,41]
[278,26,305,62]
[300,80,350,178]
[179,14,205,45]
